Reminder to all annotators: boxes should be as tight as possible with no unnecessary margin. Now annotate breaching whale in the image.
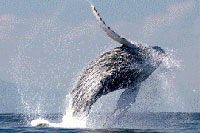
[70,5,165,117]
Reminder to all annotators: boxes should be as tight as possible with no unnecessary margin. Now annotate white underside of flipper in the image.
[91,5,136,48]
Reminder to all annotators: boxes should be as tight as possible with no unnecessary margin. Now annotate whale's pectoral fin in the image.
[91,5,136,49]
[103,85,140,127]
[116,85,140,112]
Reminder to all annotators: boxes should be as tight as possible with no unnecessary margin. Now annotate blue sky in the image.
[0,0,199,113]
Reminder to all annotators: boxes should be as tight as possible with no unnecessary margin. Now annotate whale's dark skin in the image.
[70,5,165,117]
[71,44,164,117]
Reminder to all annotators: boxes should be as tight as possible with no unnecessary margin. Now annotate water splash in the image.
[8,14,99,129]
[8,1,69,117]
[159,48,184,111]
[132,47,184,112]
[31,94,87,128]
[162,48,182,69]
[59,94,87,128]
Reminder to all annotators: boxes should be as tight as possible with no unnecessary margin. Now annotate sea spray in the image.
[31,94,87,128]
[158,48,185,111]
[9,16,98,128]
[60,94,87,128]
[127,47,184,112]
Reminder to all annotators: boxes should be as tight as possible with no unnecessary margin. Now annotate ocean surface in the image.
[0,112,200,132]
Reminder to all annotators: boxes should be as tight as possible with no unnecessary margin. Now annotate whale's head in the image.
[152,46,165,55]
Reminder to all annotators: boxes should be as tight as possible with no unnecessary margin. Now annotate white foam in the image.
[31,112,86,128]
[58,95,87,128]
[60,110,87,128]
[31,96,87,128]
[31,118,51,127]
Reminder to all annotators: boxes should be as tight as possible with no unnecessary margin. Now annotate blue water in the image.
[1,113,200,132]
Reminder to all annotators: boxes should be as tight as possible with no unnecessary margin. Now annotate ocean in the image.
[1,112,200,132]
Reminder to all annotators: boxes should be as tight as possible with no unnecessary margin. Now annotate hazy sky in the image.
[0,0,199,113]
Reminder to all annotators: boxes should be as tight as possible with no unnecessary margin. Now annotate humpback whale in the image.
[70,5,165,118]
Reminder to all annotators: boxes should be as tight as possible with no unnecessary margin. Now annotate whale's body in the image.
[70,5,165,117]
